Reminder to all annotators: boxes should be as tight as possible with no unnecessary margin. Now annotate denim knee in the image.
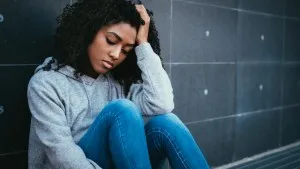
[145,113,189,134]
[102,99,143,121]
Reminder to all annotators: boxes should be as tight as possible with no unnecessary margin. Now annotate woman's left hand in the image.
[135,4,150,45]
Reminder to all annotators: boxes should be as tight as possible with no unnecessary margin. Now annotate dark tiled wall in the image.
[143,0,300,167]
[0,0,299,168]
[0,0,71,168]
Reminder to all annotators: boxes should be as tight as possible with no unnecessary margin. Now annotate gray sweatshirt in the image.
[27,42,174,169]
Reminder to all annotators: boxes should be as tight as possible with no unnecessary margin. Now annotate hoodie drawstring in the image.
[80,76,92,115]
[105,74,112,101]
[80,74,113,116]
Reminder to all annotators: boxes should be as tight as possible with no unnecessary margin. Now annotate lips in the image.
[104,60,113,66]
[102,60,114,69]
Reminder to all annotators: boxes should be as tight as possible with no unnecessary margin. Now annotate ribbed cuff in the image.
[134,42,154,61]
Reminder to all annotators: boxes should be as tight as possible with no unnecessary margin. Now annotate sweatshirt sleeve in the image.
[27,73,102,169]
[126,42,174,115]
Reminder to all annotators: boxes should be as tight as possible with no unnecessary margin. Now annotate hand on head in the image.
[135,4,150,45]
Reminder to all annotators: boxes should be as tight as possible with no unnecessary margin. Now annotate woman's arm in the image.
[27,72,102,169]
[126,42,174,115]
[126,5,174,115]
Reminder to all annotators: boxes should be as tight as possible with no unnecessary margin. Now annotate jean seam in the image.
[84,112,111,150]
[116,114,133,169]
[154,135,162,153]
[146,129,190,169]
[84,105,122,151]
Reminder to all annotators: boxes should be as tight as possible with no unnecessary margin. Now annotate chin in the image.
[96,69,107,74]
[97,66,110,74]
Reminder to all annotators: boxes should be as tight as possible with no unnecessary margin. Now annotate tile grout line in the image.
[231,7,241,162]
[0,150,27,156]
[231,9,240,161]
[167,1,173,169]
[173,0,300,21]
[169,0,173,82]
[1,62,300,66]
[171,62,236,65]
[279,16,287,147]
[283,62,300,65]
[0,64,38,66]
[166,62,300,65]
[184,103,300,125]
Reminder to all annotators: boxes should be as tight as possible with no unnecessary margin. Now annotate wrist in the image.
[135,42,152,60]
[137,39,148,45]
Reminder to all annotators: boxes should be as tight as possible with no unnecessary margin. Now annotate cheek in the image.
[88,46,98,62]
[91,37,108,53]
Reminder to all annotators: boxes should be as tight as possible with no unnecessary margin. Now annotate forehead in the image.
[103,23,137,43]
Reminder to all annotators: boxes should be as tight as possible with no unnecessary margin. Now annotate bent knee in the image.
[109,99,137,109]
[146,113,186,131]
[104,99,142,119]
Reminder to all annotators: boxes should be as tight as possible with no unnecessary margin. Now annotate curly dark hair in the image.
[49,0,165,96]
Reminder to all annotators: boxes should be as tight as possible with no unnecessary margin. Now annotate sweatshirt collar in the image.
[58,64,108,86]
[36,57,108,86]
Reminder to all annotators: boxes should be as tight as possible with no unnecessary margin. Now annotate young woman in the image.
[27,0,210,168]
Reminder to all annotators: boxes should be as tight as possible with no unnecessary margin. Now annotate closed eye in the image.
[106,36,132,55]
[106,38,116,45]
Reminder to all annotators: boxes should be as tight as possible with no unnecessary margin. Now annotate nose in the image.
[110,46,122,60]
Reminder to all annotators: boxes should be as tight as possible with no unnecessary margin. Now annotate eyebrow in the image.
[107,32,135,47]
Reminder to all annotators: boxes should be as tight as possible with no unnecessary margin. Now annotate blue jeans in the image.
[78,99,210,169]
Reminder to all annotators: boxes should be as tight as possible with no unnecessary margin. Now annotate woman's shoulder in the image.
[28,69,68,90]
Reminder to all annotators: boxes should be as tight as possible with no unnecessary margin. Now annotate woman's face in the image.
[87,22,137,75]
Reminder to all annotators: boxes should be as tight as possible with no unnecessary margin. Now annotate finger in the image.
[135,5,150,22]
[135,4,143,10]
[140,5,147,11]
[135,5,147,14]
